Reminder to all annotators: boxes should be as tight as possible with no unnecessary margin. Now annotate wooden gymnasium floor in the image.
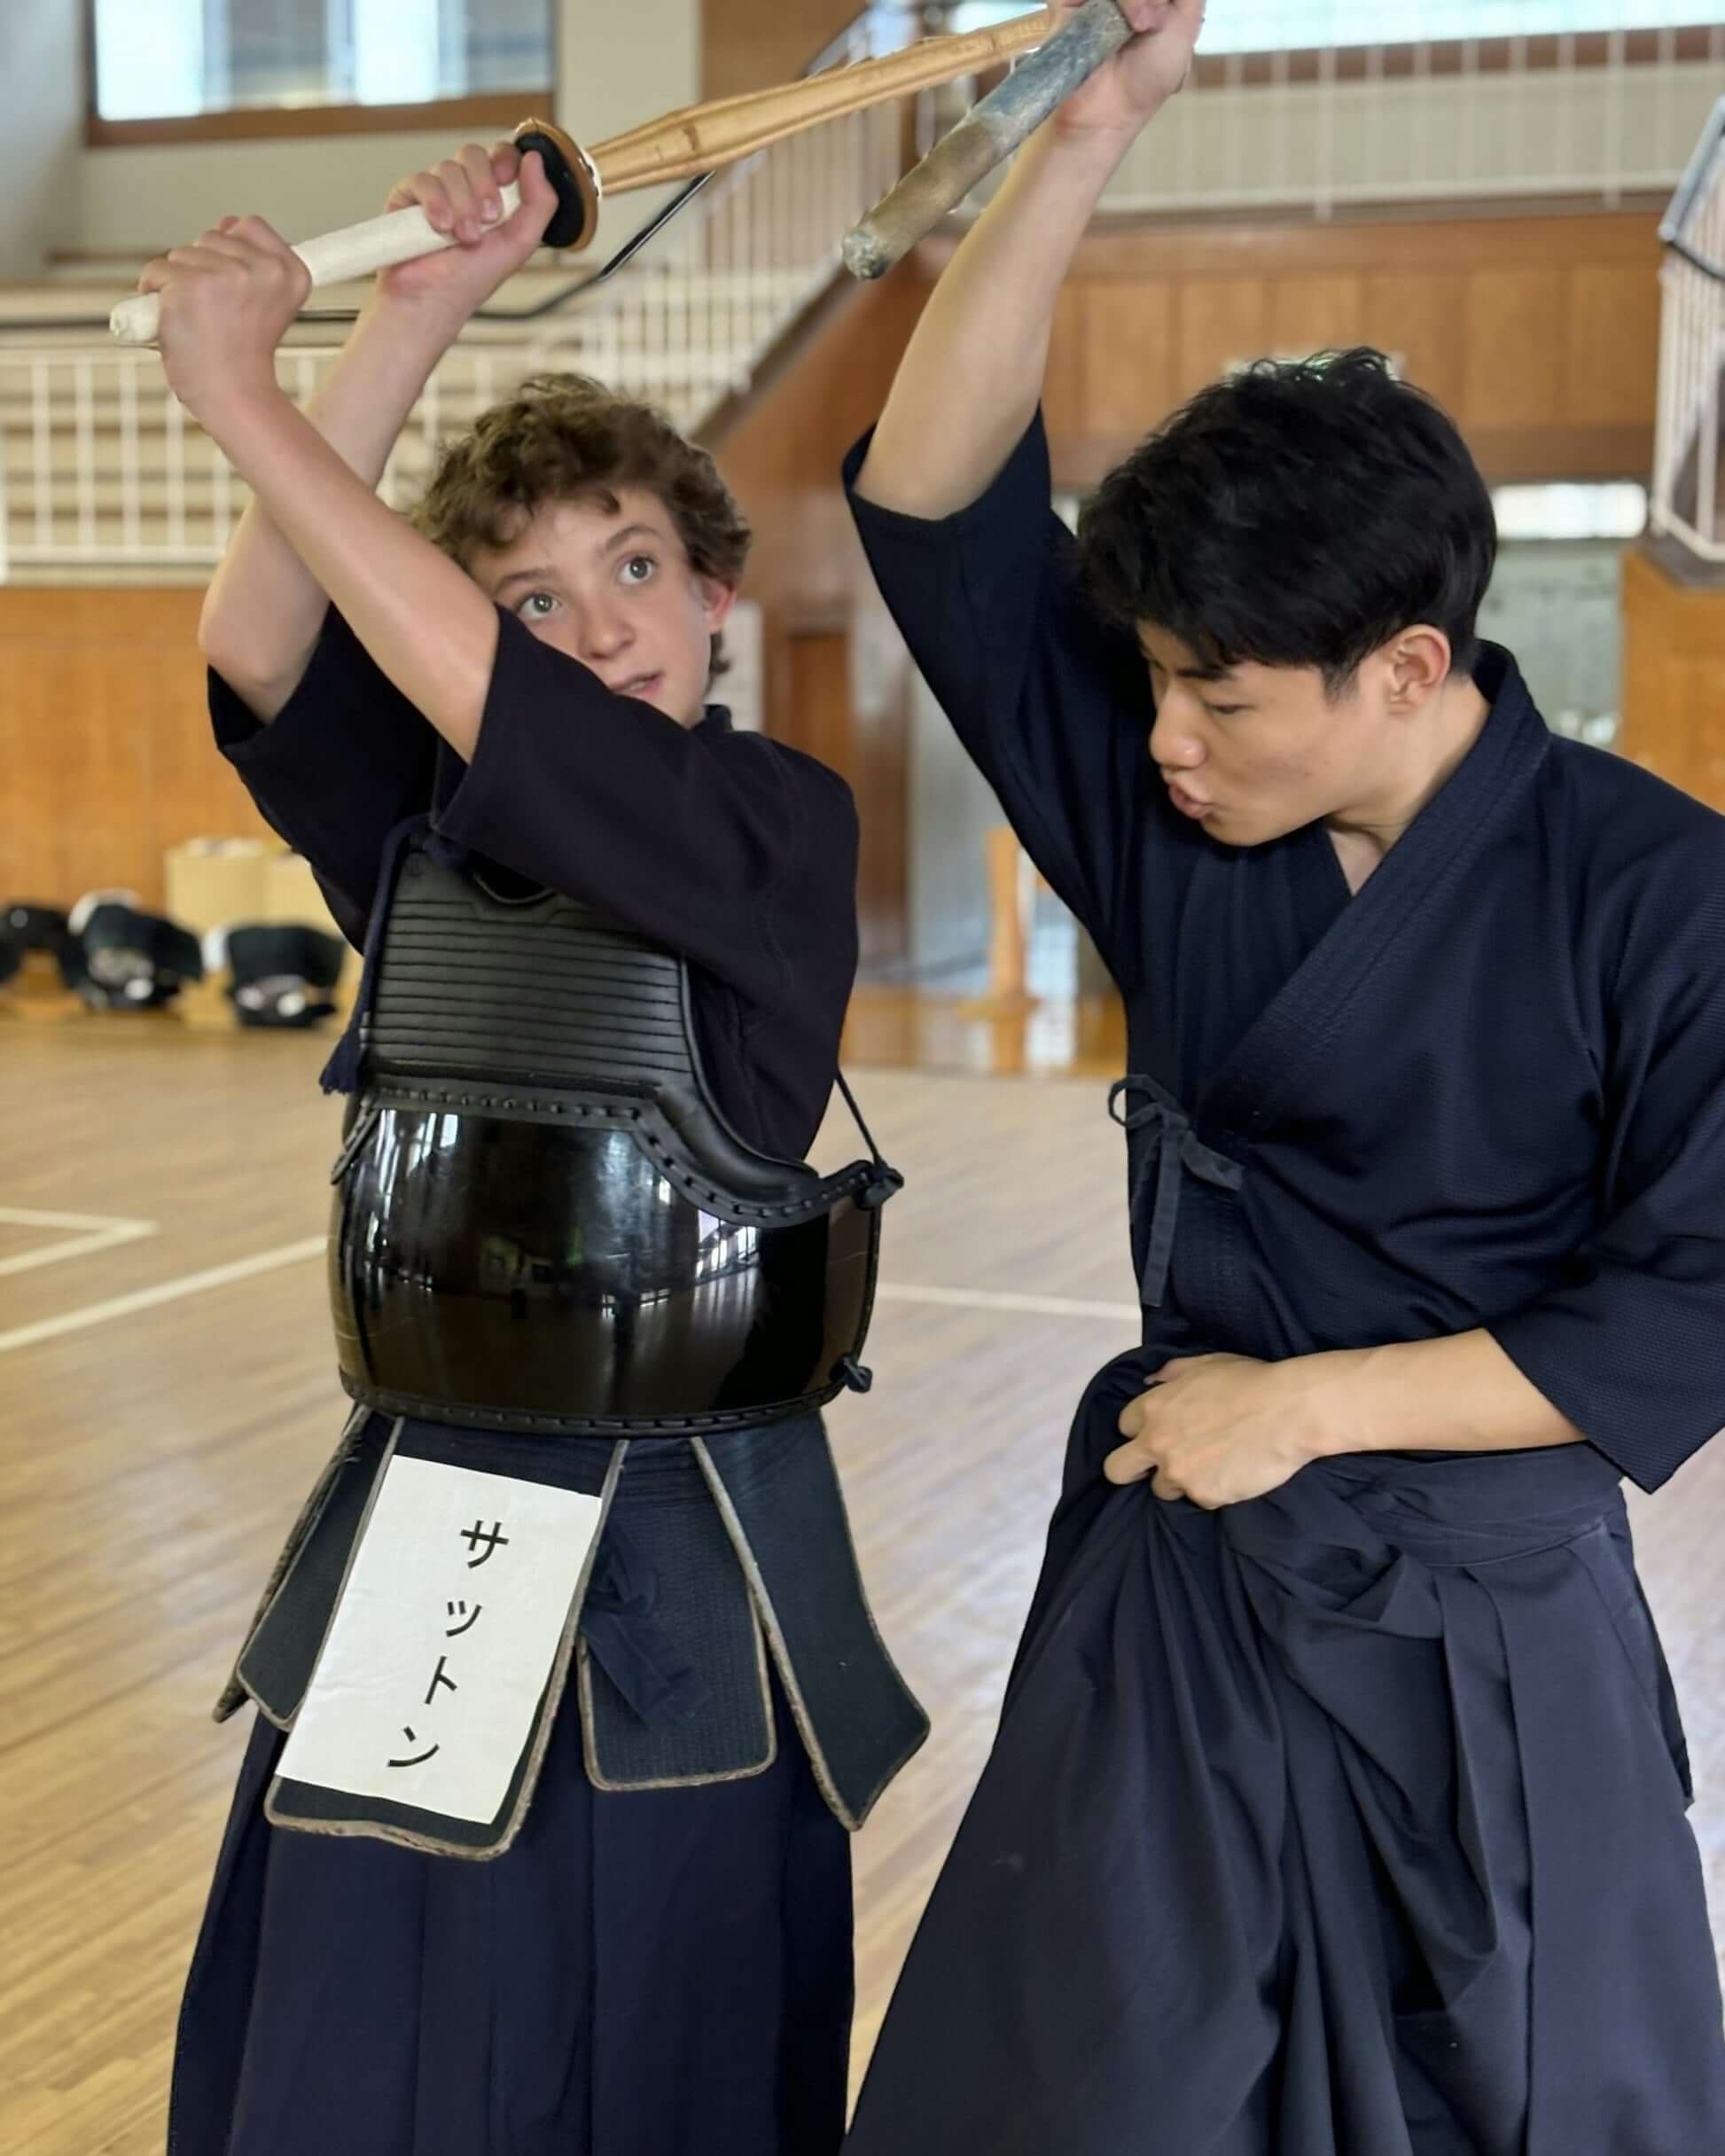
[2,999,1722,2152]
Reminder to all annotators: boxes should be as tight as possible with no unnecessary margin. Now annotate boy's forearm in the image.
[1315,1332,1587,1458]
[854,122,1138,520]
[199,302,454,717]
[202,383,496,755]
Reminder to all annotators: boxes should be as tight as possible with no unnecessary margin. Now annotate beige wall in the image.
[75,127,470,260]
[1,2,82,276]
[557,1,701,258]
[67,0,699,261]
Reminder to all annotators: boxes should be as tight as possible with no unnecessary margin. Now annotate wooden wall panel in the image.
[1568,261,1663,428]
[909,207,1666,488]
[1081,282,1179,437]
[1362,270,1470,415]
[1268,276,1365,361]
[1042,281,1090,444]
[1461,270,1569,431]
[1175,279,1270,402]
[0,589,271,914]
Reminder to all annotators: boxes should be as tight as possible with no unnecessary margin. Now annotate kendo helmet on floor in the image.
[3,902,74,982]
[205,922,347,1028]
[65,890,205,1011]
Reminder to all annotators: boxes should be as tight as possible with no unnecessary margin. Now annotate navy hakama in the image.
[172,1662,850,2156]
[845,1358,1724,2154]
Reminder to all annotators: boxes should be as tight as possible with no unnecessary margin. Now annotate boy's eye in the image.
[519,590,558,619]
[1204,703,1248,720]
[621,555,656,585]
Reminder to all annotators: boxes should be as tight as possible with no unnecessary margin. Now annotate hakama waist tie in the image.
[844,1405,1725,2156]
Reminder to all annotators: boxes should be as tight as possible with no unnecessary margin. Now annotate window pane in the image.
[93,0,553,120]
[444,0,557,96]
[93,0,205,120]
[355,0,440,105]
[222,0,335,110]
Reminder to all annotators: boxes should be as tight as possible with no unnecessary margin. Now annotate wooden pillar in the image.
[1620,542,1725,813]
[783,623,909,968]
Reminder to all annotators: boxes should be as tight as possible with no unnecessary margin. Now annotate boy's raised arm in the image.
[173,145,559,723]
[854,0,1202,521]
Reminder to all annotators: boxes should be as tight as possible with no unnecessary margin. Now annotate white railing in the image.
[1116,27,1723,218]
[0,12,910,582]
[941,3,1725,218]
[1651,95,1725,561]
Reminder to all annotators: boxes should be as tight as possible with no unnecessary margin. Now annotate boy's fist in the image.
[1051,0,1205,142]
[375,140,558,315]
[137,215,310,422]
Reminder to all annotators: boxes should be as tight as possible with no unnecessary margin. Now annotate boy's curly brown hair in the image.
[411,372,753,677]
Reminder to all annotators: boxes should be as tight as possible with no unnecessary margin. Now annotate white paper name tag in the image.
[278,1456,605,1824]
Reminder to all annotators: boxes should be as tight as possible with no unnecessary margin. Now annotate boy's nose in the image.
[577,605,631,660]
[1148,703,1205,770]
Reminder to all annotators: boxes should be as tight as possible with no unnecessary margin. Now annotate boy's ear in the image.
[697,576,738,634]
[1383,624,1453,709]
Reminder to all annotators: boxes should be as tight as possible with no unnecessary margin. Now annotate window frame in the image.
[82,0,558,147]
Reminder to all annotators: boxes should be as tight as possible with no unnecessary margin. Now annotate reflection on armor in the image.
[332,1100,881,1431]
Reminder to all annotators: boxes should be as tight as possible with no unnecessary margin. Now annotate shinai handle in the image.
[841,0,1131,281]
[110,183,526,346]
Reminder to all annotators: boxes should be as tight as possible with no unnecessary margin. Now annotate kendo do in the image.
[841,2,1725,2152]
[143,140,925,2156]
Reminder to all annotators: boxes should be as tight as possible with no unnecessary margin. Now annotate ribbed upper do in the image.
[366,856,697,1090]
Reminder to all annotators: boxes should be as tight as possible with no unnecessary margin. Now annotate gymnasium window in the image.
[89,0,552,124]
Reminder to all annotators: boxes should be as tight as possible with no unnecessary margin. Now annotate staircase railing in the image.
[1651,93,1725,563]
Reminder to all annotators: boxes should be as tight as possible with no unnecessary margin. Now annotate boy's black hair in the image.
[1077,348,1497,693]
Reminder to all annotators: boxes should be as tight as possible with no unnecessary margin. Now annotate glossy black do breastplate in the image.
[328,848,897,1433]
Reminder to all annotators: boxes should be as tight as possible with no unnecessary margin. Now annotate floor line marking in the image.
[0,1214,160,1278]
[0,1238,328,1355]
[875,1283,1139,1324]
[0,1207,160,1233]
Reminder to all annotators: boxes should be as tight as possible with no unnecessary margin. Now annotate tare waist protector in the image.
[328,844,900,1434]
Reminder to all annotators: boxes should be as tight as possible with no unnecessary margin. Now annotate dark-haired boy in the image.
[843,3,1725,2149]
[146,142,925,2156]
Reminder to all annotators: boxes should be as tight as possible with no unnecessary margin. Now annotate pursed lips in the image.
[1164,776,1214,816]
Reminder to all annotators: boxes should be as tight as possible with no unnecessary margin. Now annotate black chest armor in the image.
[328,844,899,1433]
